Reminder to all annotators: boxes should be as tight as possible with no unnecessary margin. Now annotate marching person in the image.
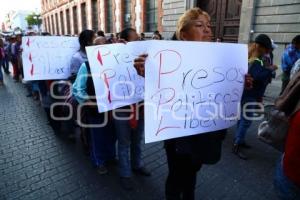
[72,37,116,174]
[134,8,253,200]
[2,37,10,74]
[0,38,4,85]
[10,35,20,81]
[113,28,151,191]
[66,30,96,144]
[152,31,163,40]
[233,34,277,160]
[280,35,300,94]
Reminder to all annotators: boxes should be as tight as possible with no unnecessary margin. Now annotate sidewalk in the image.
[0,73,280,200]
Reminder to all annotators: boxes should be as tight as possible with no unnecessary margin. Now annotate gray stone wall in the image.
[163,0,300,70]
[251,0,300,69]
[162,0,186,39]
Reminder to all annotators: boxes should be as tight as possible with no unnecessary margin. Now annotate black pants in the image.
[165,145,202,200]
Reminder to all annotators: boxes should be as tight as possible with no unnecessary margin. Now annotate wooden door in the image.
[197,0,242,42]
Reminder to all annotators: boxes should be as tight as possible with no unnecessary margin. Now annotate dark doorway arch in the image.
[197,0,242,43]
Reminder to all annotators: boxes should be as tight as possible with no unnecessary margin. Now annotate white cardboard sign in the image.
[22,36,80,80]
[85,42,147,112]
[144,41,248,143]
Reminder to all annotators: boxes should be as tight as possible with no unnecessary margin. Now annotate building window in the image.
[123,0,131,28]
[91,0,98,31]
[145,0,158,32]
[66,9,70,34]
[51,14,55,34]
[47,16,50,32]
[55,13,59,35]
[105,0,113,33]
[81,3,87,30]
[73,6,78,34]
[60,11,65,35]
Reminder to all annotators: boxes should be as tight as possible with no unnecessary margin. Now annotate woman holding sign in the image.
[113,28,151,191]
[72,61,116,175]
[134,8,253,200]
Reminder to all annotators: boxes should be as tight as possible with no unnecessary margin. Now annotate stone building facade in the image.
[239,0,300,65]
[41,0,300,64]
[164,0,300,65]
[41,0,164,36]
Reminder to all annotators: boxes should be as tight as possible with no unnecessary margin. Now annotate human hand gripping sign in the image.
[134,54,148,78]
[86,40,249,143]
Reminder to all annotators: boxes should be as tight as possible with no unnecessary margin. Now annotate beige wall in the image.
[239,0,300,68]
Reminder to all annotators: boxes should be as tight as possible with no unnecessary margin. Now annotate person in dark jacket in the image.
[233,34,277,160]
[72,60,116,175]
[280,35,300,95]
[134,8,254,200]
[114,28,151,191]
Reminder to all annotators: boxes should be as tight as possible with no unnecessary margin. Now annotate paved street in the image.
[0,72,281,200]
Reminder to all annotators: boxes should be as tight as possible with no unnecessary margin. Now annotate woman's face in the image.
[181,15,212,42]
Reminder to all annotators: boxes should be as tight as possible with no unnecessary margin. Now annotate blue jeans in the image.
[234,97,256,144]
[114,111,144,177]
[31,81,40,92]
[86,113,116,167]
[274,156,300,200]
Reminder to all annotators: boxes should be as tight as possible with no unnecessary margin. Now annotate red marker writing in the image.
[103,73,112,103]
[26,38,30,47]
[154,49,182,89]
[97,50,103,66]
[29,53,32,62]
[101,69,116,104]
[30,64,34,76]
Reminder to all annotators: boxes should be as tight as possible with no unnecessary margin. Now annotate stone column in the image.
[158,0,164,32]
[134,0,142,33]
[115,0,121,33]
[131,0,137,30]
[97,0,101,31]
[77,1,82,32]
[238,0,256,44]
[86,0,92,29]
[70,5,74,35]
[112,0,117,33]
[100,0,105,31]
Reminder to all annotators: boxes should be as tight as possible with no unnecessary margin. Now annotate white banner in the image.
[144,41,248,143]
[86,42,147,112]
[22,36,79,80]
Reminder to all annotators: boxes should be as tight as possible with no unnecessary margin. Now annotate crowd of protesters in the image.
[1,7,300,200]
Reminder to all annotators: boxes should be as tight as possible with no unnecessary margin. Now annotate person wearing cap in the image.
[280,35,300,95]
[260,39,279,95]
[233,34,277,160]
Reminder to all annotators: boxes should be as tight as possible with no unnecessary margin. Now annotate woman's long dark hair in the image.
[79,30,95,52]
